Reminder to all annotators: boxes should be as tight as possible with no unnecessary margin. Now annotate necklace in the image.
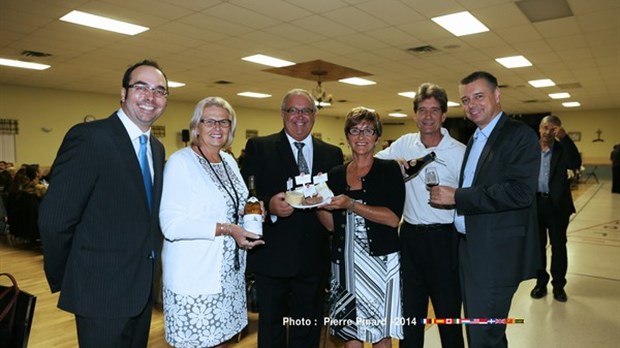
[195,145,241,270]
[196,146,240,221]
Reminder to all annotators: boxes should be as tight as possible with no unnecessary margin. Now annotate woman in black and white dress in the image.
[160,97,263,348]
[318,107,405,348]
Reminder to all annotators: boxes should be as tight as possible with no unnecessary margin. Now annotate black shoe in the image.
[530,286,547,299]
[553,288,568,302]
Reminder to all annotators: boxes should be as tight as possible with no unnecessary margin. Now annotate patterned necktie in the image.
[294,142,310,175]
[139,135,153,211]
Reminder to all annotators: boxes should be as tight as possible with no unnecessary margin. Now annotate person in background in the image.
[530,115,581,302]
[430,71,540,348]
[0,160,13,208]
[7,165,46,243]
[22,164,47,198]
[159,97,264,347]
[376,83,465,348]
[241,89,343,348]
[38,59,168,347]
[318,107,405,348]
[611,144,620,194]
[0,192,6,236]
[237,148,247,170]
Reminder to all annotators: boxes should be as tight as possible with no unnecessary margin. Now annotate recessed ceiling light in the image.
[168,81,185,88]
[339,77,376,86]
[432,11,489,37]
[241,54,295,68]
[447,101,460,107]
[398,92,416,99]
[528,79,555,88]
[495,55,532,68]
[59,10,148,36]
[389,112,408,118]
[548,92,570,99]
[562,101,580,107]
[0,58,50,70]
[237,92,271,98]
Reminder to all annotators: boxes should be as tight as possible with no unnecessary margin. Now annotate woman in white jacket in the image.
[160,97,263,348]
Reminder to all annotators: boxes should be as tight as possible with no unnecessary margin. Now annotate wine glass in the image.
[425,167,439,204]
[425,167,439,188]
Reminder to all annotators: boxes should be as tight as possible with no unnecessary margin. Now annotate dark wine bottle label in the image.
[404,152,436,182]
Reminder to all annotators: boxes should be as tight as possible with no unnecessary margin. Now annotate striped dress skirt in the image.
[328,199,403,343]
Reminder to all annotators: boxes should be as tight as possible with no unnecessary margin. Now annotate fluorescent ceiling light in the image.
[60,10,148,36]
[389,112,408,118]
[528,79,555,88]
[432,11,489,37]
[237,92,271,98]
[548,92,570,99]
[495,55,532,68]
[398,92,416,99]
[168,81,185,88]
[562,101,580,107]
[339,77,376,86]
[447,101,460,107]
[241,54,295,68]
[0,58,50,70]
[315,101,331,107]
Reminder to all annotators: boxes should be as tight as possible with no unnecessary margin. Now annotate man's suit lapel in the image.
[109,113,152,213]
[151,138,165,212]
[311,138,325,175]
[472,113,507,184]
[276,130,301,179]
[549,140,561,179]
[460,138,474,186]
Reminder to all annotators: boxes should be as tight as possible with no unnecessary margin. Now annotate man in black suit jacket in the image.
[431,71,541,348]
[39,60,168,347]
[530,115,581,302]
[241,89,343,348]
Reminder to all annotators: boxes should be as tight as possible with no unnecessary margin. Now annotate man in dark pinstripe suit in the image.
[39,60,168,347]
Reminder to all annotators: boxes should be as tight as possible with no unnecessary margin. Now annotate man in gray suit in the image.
[431,71,540,348]
[39,60,168,347]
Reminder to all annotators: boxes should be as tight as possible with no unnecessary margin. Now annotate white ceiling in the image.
[0,0,618,119]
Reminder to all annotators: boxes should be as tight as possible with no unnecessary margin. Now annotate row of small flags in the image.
[422,318,525,325]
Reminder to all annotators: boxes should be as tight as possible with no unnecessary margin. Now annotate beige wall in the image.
[0,84,352,167]
[1,84,618,168]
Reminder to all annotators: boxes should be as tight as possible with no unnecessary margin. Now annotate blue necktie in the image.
[139,135,152,211]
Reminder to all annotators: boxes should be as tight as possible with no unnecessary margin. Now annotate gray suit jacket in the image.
[39,113,164,318]
[455,113,541,287]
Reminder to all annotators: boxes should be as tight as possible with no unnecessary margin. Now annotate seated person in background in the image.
[7,166,42,243]
[0,160,13,208]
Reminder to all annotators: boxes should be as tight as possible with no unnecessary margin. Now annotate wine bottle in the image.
[243,175,263,236]
[404,152,436,182]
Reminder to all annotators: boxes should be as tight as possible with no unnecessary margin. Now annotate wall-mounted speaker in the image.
[181,129,190,143]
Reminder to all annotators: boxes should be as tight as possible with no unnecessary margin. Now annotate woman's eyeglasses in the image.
[347,128,376,136]
[200,119,232,128]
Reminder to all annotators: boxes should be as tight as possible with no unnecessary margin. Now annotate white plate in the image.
[289,196,332,209]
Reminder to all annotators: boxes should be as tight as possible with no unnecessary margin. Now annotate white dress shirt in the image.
[376,127,466,225]
[117,108,153,181]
